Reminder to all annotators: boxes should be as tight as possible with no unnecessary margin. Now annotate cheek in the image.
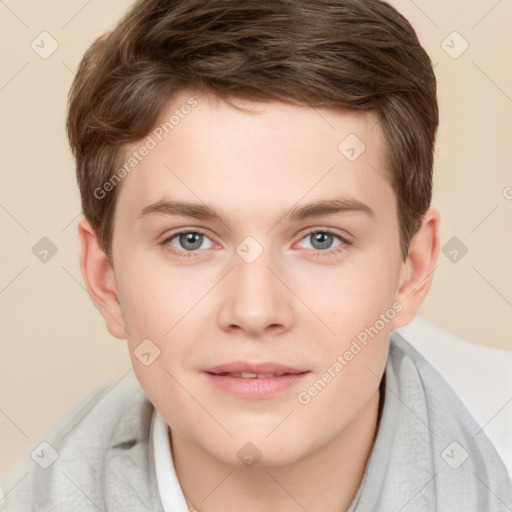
[116,256,208,387]
[116,253,200,338]
[301,255,401,337]
[293,296,391,437]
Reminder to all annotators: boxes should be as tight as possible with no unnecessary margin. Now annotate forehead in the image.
[115,90,395,228]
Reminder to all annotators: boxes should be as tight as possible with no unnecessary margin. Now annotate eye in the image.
[161,228,349,259]
[161,230,214,258]
[297,229,348,257]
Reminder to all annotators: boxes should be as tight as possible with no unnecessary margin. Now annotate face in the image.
[108,90,407,467]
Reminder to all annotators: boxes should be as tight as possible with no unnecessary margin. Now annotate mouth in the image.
[203,362,310,398]
[205,361,308,375]
[210,372,294,378]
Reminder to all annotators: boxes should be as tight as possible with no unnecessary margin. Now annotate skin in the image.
[78,89,440,512]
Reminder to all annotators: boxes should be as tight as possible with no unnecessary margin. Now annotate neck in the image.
[171,389,381,512]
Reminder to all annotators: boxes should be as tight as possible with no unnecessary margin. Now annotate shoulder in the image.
[0,373,161,511]
[387,330,491,441]
[385,331,512,507]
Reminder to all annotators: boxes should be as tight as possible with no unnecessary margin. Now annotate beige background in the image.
[1,0,511,477]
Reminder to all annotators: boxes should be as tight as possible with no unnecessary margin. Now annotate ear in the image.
[390,207,440,329]
[77,216,127,340]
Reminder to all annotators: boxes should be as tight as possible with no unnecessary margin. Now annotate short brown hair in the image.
[66,0,438,264]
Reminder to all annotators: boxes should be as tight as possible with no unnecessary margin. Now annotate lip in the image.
[204,361,308,375]
[203,361,310,399]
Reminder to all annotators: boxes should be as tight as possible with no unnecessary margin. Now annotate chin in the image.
[221,435,313,469]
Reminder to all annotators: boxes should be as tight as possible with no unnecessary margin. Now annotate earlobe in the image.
[390,208,440,329]
[77,216,127,340]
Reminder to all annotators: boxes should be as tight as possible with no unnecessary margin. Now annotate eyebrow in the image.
[137,196,375,224]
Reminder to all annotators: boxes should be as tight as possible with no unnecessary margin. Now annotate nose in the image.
[217,246,295,338]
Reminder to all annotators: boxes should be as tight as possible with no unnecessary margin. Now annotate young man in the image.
[2,0,511,510]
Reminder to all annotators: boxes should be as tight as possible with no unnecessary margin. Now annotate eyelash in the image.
[161,229,349,259]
